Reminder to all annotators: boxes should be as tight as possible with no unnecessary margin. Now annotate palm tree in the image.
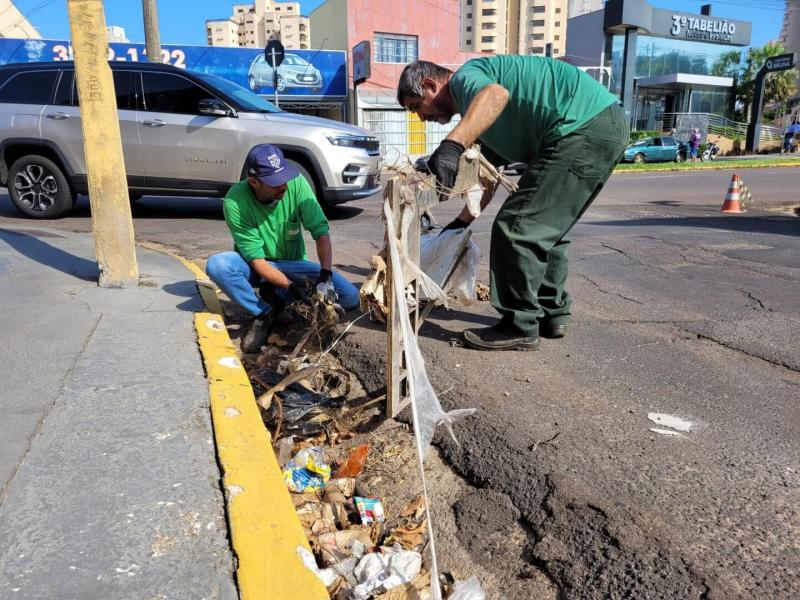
[738,41,797,121]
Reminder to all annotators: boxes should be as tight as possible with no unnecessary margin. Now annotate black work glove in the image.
[427,139,465,199]
[288,281,309,302]
[315,268,337,303]
[438,217,470,236]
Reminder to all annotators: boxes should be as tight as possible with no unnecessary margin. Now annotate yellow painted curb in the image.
[196,313,328,600]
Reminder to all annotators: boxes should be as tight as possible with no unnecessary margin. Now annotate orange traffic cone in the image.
[720,174,746,213]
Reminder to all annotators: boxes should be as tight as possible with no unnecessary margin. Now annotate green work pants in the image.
[490,103,630,336]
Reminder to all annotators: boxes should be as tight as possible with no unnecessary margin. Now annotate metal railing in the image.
[658,112,783,144]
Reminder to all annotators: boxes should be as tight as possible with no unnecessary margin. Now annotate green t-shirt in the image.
[222,176,329,263]
[449,55,619,163]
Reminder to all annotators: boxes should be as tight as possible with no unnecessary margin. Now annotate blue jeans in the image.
[206,251,360,316]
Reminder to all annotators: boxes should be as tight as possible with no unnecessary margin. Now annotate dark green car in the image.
[623,136,687,164]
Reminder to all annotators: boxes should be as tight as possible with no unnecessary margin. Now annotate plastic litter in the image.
[352,547,423,600]
[256,368,340,434]
[447,576,486,600]
[282,447,331,493]
[355,497,385,524]
[420,230,481,307]
[297,545,338,588]
[334,444,370,478]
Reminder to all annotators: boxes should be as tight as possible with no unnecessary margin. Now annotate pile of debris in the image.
[238,297,436,599]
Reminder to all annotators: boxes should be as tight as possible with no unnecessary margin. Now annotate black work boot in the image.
[462,324,540,351]
[540,321,568,339]
[241,311,274,353]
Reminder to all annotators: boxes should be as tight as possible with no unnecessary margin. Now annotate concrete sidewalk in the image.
[0,226,237,599]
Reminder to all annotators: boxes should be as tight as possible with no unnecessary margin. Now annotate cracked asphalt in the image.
[1,166,798,598]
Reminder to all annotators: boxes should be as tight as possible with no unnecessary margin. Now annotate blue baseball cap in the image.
[245,144,299,186]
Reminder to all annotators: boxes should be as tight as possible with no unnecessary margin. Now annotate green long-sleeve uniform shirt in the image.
[222,176,329,263]
[449,55,620,164]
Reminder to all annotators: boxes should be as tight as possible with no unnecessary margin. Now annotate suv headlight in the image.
[326,134,380,155]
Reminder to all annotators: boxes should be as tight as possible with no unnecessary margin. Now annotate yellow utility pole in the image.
[67,0,138,287]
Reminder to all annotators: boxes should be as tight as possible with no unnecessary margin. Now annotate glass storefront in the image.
[608,34,739,125]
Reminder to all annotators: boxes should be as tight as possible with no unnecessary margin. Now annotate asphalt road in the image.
[2,166,799,598]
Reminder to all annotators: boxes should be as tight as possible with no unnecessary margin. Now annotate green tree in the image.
[738,41,798,120]
[711,50,742,77]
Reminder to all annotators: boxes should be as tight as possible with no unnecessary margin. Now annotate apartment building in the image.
[206,0,310,49]
[461,0,567,57]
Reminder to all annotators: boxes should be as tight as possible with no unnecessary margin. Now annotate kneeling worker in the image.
[207,144,359,352]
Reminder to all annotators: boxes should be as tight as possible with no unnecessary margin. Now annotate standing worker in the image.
[397,56,629,351]
[206,144,359,352]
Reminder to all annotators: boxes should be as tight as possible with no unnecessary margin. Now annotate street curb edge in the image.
[195,313,328,600]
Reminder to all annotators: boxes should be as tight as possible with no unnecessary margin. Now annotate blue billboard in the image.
[0,38,347,101]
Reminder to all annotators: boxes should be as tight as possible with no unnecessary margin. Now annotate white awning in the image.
[636,73,734,88]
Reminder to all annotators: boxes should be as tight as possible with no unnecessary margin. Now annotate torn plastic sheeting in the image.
[384,200,478,600]
[420,230,481,307]
[385,202,477,453]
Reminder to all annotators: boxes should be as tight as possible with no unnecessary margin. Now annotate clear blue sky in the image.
[18,0,786,49]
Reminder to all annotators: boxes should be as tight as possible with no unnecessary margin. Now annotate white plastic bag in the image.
[420,230,481,307]
[448,576,486,600]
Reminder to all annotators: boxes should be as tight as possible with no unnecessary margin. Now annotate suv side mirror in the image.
[198,98,231,117]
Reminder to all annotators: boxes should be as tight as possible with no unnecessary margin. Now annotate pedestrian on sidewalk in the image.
[397,56,629,351]
[206,144,359,353]
[689,128,701,162]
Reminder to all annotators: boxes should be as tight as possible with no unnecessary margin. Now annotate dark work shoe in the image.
[540,322,568,339]
[462,325,540,351]
[241,311,274,353]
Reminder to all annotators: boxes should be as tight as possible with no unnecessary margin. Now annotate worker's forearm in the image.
[446,84,509,148]
[250,258,291,288]
[315,235,333,271]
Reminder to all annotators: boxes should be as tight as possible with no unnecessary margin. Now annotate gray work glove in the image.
[315,268,337,303]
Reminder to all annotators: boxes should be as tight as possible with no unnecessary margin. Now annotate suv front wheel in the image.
[8,155,73,219]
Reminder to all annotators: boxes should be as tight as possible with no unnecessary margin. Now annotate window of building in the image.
[466,0,472,4]
[554,34,559,40]
[482,8,496,16]
[482,0,494,3]
[553,48,560,54]
[530,6,545,13]
[531,19,544,27]
[466,26,472,32]
[529,33,544,40]
[529,46,544,54]
[555,7,561,13]
[374,32,419,64]
[555,21,560,26]
[466,39,472,45]
[482,22,496,29]
[481,35,494,43]
[0,70,59,104]
[466,12,472,18]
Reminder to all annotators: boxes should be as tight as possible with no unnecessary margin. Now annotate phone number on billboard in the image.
[52,45,187,68]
